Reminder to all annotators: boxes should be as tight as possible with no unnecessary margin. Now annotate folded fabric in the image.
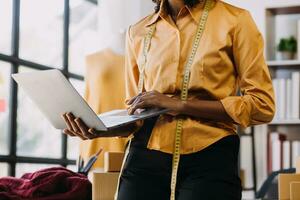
[0,167,91,200]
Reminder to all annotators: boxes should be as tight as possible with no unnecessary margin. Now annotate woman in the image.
[62,0,275,199]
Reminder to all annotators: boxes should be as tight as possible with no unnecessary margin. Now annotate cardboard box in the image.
[296,157,300,174]
[240,169,245,189]
[278,174,300,200]
[93,170,120,200]
[104,152,124,172]
[290,182,300,200]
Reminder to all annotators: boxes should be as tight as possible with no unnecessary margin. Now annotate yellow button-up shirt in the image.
[125,0,275,154]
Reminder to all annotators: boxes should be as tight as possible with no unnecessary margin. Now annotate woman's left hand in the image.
[126,90,182,115]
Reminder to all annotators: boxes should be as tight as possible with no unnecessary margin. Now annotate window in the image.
[0,0,98,177]
[0,163,9,177]
[19,0,64,67]
[69,0,99,75]
[0,1,12,54]
[16,163,58,178]
[0,63,10,156]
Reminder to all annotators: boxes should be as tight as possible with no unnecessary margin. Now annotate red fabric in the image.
[0,167,91,200]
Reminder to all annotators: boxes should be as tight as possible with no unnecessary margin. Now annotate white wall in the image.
[97,0,154,49]
[124,0,154,24]
[224,0,300,37]
[139,0,156,18]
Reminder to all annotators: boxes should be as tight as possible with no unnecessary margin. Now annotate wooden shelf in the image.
[267,60,300,68]
[269,119,300,125]
[266,5,300,15]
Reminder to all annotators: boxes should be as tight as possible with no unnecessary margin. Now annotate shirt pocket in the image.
[139,48,177,93]
[200,51,237,99]
[189,58,205,90]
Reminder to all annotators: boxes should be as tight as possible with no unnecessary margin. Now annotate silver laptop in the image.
[12,69,168,131]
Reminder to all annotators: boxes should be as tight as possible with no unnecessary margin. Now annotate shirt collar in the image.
[145,0,208,27]
[145,0,166,27]
[187,1,207,23]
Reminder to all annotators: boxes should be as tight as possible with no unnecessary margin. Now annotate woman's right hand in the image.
[61,112,100,140]
[61,112,137,140]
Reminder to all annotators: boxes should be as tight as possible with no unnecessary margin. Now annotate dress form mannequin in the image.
[80,0,153,170]
[79,37,127,169]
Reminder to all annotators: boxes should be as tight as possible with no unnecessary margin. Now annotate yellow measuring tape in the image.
[114,1,213,199]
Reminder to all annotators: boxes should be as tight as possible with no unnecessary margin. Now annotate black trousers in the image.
[117,118,242,200]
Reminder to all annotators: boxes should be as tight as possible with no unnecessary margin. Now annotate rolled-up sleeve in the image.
[220,10,275,128]
[125,26,140,103]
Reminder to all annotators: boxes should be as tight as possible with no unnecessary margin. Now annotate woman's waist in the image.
[132,116,237,151]
[151,115,236,133]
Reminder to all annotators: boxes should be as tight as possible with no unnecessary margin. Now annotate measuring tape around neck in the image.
[114,1,213,199]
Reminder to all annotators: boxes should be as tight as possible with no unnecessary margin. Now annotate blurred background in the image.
[0,0,300,199]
